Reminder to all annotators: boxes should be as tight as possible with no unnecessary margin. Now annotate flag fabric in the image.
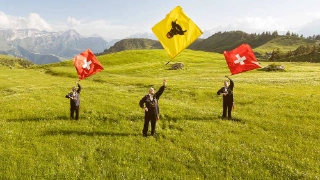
[223,44,261,75]
[152,6,203,59]
[73,49,104,80]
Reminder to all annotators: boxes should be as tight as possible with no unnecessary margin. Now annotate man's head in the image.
[149,87,155,95]
[72,86,76,91]
[224,81,229,87]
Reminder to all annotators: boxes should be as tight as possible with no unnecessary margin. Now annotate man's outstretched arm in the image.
[156,79,166,99]
[225,76,234,90]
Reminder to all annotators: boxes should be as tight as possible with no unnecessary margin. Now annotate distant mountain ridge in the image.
[16,46,60,64]
[0,29,109,64]
[100,30,320,62]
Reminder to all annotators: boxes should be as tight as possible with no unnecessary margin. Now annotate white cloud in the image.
[207,11,320,36]
[54,18,148,39]
[0,11,147,39]
[297,18,320,36]
[26,13,52,30]
[306,12,320,19]
[214,16,286,35]
[0,12,11,27]
[67,17,81,28]
[0,11,52,31]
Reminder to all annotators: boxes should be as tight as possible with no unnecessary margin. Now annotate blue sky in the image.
[1,0,320,40]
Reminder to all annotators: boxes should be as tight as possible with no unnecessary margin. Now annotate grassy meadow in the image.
[0,49,319,179]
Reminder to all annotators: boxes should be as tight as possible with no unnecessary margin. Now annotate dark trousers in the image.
[222,101,233,119]
[143,114,157,136]
[70,105,80,120]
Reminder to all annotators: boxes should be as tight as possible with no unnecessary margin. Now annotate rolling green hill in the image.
[189,31,318,54]
[0,54,34,68]
[189,30,276,53]
[98,38,163,55]
[253,35,316,54]
[0,49,319,179]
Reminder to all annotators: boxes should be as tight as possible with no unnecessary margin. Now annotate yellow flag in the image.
[152,6,203,59]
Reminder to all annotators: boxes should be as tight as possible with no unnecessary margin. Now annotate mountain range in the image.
[0,29,112,64]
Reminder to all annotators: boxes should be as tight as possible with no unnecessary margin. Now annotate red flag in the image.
[223,44,261,75]
[73,49,104,80]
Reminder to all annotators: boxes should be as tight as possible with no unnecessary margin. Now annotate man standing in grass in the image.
[65,81,82,120]
[217,76,234,119]
[139,79,167,137]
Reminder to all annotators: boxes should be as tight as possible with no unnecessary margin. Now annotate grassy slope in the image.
[0,54,34,68]
[0,49,319,179]
[254,36,316,54]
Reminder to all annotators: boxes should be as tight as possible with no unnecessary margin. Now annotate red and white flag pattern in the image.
[223,44,261,75]
[73,49,104,80]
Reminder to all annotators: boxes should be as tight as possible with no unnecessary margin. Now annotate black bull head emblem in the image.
[166,19,187,39]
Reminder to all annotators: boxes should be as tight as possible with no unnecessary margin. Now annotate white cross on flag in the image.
[73,49,104,80]
[223,44,261,75]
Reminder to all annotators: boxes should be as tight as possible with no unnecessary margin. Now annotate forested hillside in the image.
[98,38,163,55]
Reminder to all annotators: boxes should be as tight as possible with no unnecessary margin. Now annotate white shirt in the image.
[149,94,154,101]
[224,87,228,93]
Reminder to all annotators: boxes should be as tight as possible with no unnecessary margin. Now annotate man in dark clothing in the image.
[139,79,166,137]
[217,76,234,119]
[65,82,82,120]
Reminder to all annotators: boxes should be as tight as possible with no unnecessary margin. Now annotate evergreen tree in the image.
[272,31,278,37]
[295,45,306,55]
[310,45,318,54]
[306,44,311,54]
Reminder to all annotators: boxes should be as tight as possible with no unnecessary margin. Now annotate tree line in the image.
[269,44,320,62]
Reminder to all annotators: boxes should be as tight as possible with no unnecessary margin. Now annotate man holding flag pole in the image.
[217,76,234,120]
[65,48,104,120]
[66,81,82,120]
[217,43,261,120]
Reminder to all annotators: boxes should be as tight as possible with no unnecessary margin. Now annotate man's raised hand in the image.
[163,79,167,86]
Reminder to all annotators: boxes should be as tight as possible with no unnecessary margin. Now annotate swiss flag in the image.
[73,49,104,80]
[223,44,261,75]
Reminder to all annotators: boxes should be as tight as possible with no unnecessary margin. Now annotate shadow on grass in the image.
[164,115,246,123]
[43,130,138,137]
[220,117,245,124]
[6,116,70,122]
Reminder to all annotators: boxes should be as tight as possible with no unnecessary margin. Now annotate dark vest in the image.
[144,95,159,115]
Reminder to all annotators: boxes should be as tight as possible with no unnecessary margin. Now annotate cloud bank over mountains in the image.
[1,11,320,40]
[0,12,52,31]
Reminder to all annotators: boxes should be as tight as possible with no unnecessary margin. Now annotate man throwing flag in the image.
[65,81,82,120]
[217,76,234,120]
[139,79,167,137]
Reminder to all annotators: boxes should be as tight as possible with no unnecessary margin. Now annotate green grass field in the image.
[0,49,319,179]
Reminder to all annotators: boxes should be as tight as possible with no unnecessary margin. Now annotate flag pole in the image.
[165,56,172,65]
[165,55,174,65]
